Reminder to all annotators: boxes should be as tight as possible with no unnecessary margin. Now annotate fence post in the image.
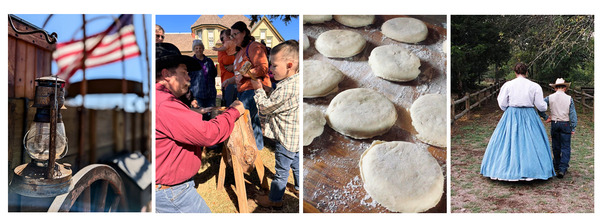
[581,91,585,113]
[476,91,480,108]
[487,87,491,104]
[465,92,471,118]
[494,83,498,98]
[481,86,489,105]
[451,98,455,123]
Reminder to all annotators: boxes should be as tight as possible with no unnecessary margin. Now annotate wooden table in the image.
[303,15,447,213]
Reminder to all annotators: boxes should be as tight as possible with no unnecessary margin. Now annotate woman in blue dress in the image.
[480,63,555,181]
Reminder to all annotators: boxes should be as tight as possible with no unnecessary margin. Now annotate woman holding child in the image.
[230,21,272,150]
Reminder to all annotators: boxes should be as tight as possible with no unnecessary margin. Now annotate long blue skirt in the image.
[480,107,555,181]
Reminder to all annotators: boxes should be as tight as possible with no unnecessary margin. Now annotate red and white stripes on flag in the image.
[53,14,141,82]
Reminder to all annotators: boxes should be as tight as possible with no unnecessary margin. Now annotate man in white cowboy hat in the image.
[539,78,578,179]
[155,42,245,212]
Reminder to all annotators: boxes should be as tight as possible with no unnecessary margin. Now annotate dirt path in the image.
[451,96,594,213]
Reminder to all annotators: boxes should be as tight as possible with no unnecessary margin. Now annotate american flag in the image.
[53,14,141,82]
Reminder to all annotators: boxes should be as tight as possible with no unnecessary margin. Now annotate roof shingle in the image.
[163,33,195,56]
[190,15,221,28]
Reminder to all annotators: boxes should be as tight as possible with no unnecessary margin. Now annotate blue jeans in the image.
[269,141,299,202]
[195,97,216,108]
[223,84,238,107]
[155,180,212,213]
[237,90,264,150]
[196,97,216,120]
[551,121,572,173]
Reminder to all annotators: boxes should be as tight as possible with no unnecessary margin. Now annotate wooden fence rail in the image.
[452,81,594,124]
[451,82,502,124]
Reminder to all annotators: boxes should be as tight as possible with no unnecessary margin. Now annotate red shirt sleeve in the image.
[157,100,240,147]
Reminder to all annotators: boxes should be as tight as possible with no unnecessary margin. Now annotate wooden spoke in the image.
[94,181,109,212]
[48,164,126,212]
[82,187,91,212]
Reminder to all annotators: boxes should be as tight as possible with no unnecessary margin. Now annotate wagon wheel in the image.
[48,164,127,212]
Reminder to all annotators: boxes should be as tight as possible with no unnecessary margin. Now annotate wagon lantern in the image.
[10,76,73,198]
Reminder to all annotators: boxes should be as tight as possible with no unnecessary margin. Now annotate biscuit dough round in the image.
[303,103,326,146]
[326,88,397,139]
[368,45,421,82]
[303,60,344,98]
[333,15,375,28]
[304,15,332,24]
[360,140,444,213]
[303,34,310,51]
[315,30,366,58]
[381,17,428,43]
[410,94,447,147]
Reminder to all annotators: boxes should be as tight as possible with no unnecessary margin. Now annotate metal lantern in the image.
[10,76,72,198]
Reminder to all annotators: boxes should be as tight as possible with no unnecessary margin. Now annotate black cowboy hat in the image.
[156,42,201,72]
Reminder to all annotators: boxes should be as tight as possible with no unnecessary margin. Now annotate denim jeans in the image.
[195,97,216,120]
[237,90,264,150]
[195,97,216,108]
[269,141,299,202]
[155,180,212,213]
[551,121,572,173]
[223,84,238,107]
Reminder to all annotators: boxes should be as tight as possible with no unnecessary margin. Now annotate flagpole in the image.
[77,14,88,170]
[115,15,128,153]
[141,14,151,159]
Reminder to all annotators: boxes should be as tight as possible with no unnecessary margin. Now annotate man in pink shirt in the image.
[155,43,245,213]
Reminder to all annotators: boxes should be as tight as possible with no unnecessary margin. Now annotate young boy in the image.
[539,78,578,178]
[250,40,299,209]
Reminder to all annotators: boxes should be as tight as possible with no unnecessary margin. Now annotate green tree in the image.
[248,15,298,27]
[451,16,510,96]
[494,15,593,87]
[452,15,594,94]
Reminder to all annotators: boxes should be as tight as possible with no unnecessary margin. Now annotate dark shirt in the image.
[189,55,217,100]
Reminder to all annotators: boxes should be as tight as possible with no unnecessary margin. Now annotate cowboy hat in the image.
[549,78,571,88]
[156,43,201,73]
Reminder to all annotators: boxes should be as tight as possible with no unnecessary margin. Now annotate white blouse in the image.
[497,76,547,112]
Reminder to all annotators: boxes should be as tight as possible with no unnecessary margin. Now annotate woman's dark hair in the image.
[514,62,528,75]
[231,21,254,48]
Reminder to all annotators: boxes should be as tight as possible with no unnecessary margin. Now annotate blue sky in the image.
[13,14,152,112]
[156,15,299,41]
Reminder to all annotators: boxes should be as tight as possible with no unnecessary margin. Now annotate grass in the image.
[451,99,594,213]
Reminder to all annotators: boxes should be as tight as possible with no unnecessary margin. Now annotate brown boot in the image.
[287,185,299,197]
[256,194,283,210]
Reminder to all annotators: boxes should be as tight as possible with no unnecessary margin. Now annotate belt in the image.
[155,179,189,190]
[155,184,173,190]
[552,120,569,123]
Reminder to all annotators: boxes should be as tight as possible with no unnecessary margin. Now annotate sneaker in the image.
[557,171,565,179]
[256,194,283,210]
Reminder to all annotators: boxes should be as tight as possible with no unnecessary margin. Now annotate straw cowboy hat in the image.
[549,78,571,88]
[156,42,200,73]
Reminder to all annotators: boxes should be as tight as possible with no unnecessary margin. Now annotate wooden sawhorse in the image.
[215,109,269,213]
